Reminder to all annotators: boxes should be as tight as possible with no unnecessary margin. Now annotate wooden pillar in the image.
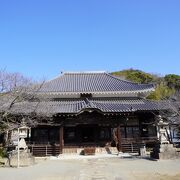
[117,124,122,152]
[59,126,64,154]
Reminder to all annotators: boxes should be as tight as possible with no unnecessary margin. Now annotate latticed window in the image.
[126,126,139,138]
[99,127,110,140]
[120,127,125,138]
[49,128,59,144]
[33,129,48,144]
[64,128,76,142]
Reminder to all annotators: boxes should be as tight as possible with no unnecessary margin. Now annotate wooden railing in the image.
[28,145,60,156]
[121,142,145,153]
[121,137,157,153]
[28,137,158,156]
[122,136,158,143]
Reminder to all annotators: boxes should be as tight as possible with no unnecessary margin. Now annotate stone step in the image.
[62,148,77,154]
[63,147,118,155]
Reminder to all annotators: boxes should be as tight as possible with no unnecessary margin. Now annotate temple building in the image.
[3,72,168,156]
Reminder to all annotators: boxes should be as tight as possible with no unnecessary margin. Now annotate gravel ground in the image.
[0,155,180,180]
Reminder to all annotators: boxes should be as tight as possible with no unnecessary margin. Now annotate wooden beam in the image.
[117,124,122,152]
[59,126,64,154]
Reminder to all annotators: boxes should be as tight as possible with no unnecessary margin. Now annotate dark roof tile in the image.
[38,72,154,94]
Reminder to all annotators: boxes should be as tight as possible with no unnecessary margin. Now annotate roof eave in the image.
[35,88,155,96]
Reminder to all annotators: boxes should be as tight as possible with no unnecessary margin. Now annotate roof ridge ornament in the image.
[84,98,96,108]
[63,71,106,74]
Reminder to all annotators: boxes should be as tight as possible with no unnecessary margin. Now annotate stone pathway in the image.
[79,159,109,180]
[0,156,180,180]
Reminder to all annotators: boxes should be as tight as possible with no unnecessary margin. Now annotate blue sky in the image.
[0,0,180,80]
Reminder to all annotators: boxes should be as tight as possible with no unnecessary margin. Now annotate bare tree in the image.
[0,70,54,146]
[0,69,33,92]
[0,70,59,132]
[160,95,180,124]
[157,97,180,143]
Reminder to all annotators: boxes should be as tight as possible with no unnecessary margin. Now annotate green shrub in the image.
[0,147,6,158]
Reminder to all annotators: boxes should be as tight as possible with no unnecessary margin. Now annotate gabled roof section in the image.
[0,98,166,116]
[38,72,154,94]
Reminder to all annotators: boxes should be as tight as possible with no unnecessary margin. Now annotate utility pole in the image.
[17,128,20,168]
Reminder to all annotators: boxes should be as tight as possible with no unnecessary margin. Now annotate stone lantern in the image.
[18,118,30,150]
[9,118,35,167]
[156,115,169,144]
[151,115,178,159]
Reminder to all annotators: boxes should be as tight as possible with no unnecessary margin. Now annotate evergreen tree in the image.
[112,69,178,100]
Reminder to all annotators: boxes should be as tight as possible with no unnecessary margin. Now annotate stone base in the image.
[6,149,35,167]
[151,143,180,160]
[139,147,147,157]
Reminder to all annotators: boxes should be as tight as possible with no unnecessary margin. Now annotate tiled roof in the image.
[38,72,154,94]
[88,98,165,112]
[1,98,166,116]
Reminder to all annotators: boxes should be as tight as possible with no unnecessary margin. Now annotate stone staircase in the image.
[96,147,118,154]
[63,147,118,155]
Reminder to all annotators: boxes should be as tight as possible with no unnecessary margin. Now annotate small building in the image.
[170,125,180,144]
[169,102,180,145]
[2,72,168,156]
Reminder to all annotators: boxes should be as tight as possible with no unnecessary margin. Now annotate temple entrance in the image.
[81,127,95,142]
[64,125,96,145]
[64,125,112,147]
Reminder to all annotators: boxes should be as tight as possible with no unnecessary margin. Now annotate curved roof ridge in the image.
[105,72,154,87]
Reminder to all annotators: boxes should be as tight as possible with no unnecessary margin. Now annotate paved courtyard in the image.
[0,156,180,180]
